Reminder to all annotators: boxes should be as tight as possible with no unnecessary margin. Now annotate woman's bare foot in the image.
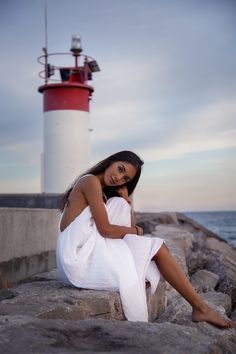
[192,305,235,329]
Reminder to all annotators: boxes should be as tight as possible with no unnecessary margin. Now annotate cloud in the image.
[0,176,41,193]
[0,0,236,212]
[90,96,236,163]
[148,109,236,161]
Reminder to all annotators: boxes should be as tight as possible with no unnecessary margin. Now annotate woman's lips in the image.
[109,176,115,185]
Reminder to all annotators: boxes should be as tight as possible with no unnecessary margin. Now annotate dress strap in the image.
[78,173,94,181]
[60,174,94,217]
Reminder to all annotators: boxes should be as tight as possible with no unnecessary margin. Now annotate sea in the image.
[185,211,236,247]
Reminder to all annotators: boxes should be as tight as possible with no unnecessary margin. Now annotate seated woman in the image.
[57,150,234,328]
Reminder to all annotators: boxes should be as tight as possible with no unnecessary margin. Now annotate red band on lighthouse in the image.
[38,83,94,112]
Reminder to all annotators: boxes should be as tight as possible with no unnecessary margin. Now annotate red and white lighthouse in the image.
[38,34,100,193]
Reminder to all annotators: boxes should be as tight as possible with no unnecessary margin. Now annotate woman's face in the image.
[103,161,137,187]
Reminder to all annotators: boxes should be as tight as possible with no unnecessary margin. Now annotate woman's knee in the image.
[106,197,130,212]
[106,197,131,226]
[106,197,129,206]
[152,242,170,261]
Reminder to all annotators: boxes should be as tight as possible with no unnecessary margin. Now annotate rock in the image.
[176,213,228,243]
[186,237,236,308]
[190,270,219,292]
[135,212,180,234]
[0,211,236,353]
[201,291,232,317]
[231,309,236,322]
[191,238,236,307]
[0,272,11,289]
[147,279,166,321]
[135,213,161,233]
[157,291,232,325]
[153,224,194,258]
[206,238,236,289]
[152,226,189,275]
[0,289,17,301]
[0,280,124,320]
[0,316,235,354]
[157,295,193,325]
[186,250,209,275]
[23,268,58,282]
[152,225,193,303]
[0,275,165,322]
[156,212,180,225]
[187,250,228,289]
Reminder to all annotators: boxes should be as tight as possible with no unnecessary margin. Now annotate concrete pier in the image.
[0,208,60,282]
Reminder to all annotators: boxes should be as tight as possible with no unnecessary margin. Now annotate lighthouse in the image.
[38,34,100,193]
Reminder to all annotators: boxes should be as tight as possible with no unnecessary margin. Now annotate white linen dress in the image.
[56,192,164,322]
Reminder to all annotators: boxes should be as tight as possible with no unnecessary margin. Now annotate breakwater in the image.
[0,209,235,353]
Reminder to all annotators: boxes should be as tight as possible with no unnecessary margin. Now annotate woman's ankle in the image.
[192,302,209,314]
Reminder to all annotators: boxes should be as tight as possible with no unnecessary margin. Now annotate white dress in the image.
[56,193,164,322]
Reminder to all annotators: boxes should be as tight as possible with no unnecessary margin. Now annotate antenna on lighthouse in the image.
[43,0,49,84]
[44,0,48,51]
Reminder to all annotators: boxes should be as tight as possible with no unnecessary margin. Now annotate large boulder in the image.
[157,291,232,324]
[206,238,236,292]
[231,309,236,322]
[202,291,232,317]
[0,316,235,354]
[190,269,219,293]
[176,212,228,243]
[187,236,236,307]
[0,269,165,322]
[135,212,180,234]
[153,224,194,258]
[152,225,194,303]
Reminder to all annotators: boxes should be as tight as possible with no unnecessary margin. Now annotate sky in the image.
[0,0,236,212]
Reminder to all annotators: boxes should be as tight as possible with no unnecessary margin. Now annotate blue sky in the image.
[0,0,236,212]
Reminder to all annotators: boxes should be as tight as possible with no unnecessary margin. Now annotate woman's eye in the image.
[124,176,129,182]
[118,165,124,172]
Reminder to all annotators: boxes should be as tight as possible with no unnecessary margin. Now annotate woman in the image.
[57,150,234,328]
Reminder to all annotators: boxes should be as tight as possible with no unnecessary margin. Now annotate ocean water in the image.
[185,211,236,247]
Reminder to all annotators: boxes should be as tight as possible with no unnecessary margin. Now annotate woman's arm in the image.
[78,175,142,239]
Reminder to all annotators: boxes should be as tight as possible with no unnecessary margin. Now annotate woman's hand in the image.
[135,225,144,236]
[116,185,131,203]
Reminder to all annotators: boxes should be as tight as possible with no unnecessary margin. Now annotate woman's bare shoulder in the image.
[74,174,100,188]
[72,174,101,197]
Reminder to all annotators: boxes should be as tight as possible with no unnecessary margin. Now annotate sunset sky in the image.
[0,0,235,212]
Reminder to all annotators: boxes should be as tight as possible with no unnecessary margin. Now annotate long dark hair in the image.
[60,150,144,211]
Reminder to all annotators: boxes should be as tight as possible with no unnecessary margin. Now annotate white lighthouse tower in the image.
[38,35,100,193]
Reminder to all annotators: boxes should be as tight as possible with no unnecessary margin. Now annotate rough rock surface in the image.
[152,225,194,303]
[0,211,235,353]
[186,234,236,307]
[190,269,220,292]
[1,315,236,354]
[0,269,166,322]
[158,291,232,324]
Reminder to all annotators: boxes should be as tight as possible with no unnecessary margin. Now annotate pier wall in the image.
[0,208,60,283]
[0,194,61,209]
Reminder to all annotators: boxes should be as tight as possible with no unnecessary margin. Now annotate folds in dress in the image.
[56,197,164,322]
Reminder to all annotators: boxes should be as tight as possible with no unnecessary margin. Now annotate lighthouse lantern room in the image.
[38,34,100,193]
